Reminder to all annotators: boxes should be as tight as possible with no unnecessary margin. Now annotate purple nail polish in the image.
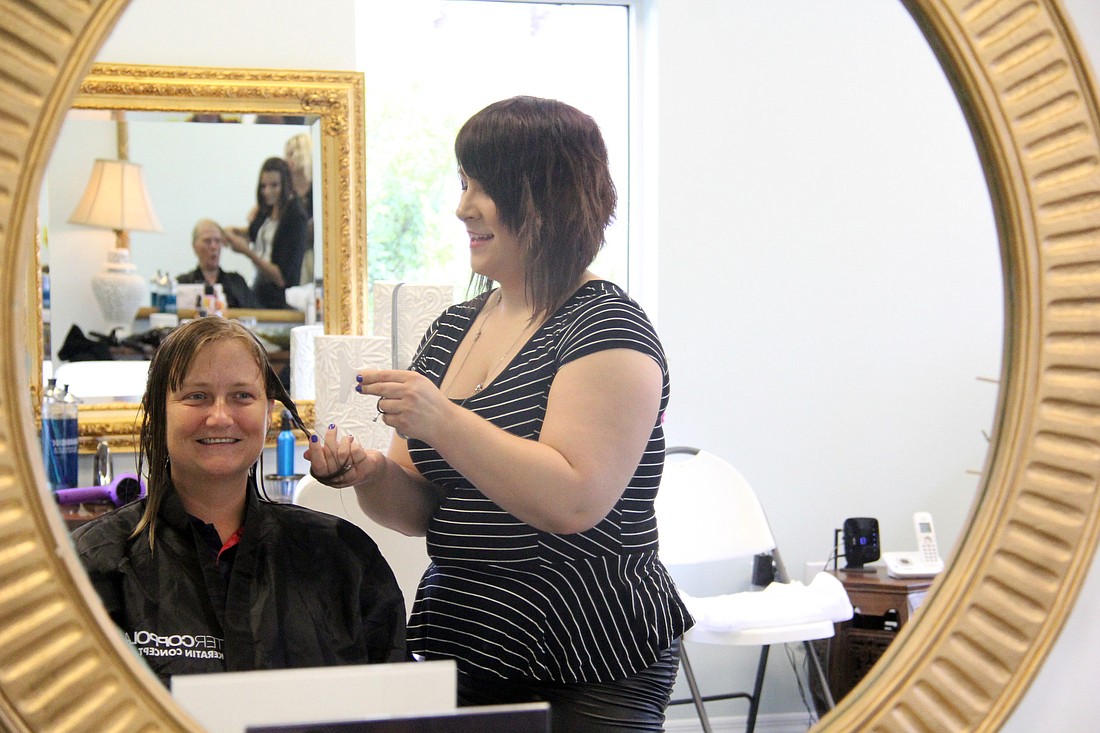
[355,385,362,393]
[310,435,318,443]
[328,423,335,430]
[356,375,363,382]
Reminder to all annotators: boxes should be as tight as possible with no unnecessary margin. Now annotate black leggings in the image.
[456,638,681,733]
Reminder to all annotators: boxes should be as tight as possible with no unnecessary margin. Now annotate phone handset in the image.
[883,511,944,578]
[914,511,941,565]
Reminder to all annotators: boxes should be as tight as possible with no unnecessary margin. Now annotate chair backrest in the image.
[655,447,776,567]
[293,475,429,616]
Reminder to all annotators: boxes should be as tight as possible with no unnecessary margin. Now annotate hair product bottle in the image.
[41,378,63,491]
[59,384,80,489]
[277,410,295,477]
[42,379,79,491]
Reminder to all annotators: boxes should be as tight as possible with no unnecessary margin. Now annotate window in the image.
[357,1,631,302]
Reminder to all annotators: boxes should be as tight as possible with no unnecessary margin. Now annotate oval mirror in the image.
[2,1,1100,732]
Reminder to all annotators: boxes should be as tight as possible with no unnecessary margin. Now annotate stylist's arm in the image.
[354,349,660,535]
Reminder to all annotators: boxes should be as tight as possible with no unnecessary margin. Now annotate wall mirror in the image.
[2,1,1100,732]
[31,62,367,444]
[46,105,319,356]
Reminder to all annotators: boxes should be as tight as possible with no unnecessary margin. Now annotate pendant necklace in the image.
[446,291,530,398]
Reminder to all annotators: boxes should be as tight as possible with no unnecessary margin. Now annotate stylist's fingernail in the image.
[310,435,318,443]
[355,385,362,393]
[328,423,335,430]
[356,375,363,382]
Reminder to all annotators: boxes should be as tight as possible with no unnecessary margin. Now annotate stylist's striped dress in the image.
[406,280,693,683]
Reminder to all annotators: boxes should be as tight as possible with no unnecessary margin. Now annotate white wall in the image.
[652,0,1000,719]
[72,0,1100,729]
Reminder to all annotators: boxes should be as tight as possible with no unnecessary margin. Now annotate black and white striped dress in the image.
[406,280,693,683]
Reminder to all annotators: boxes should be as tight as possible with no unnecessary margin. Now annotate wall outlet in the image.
[804,560,828,583]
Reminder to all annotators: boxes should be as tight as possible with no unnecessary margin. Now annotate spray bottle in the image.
[41,378,63,491]
[277,409,295,477]
[59,384,80,489]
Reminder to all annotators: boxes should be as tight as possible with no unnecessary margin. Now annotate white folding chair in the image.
[656,447,853,733]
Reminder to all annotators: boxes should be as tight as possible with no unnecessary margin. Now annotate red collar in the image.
[216,526,244,565]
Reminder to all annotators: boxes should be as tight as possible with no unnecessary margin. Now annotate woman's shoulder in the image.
[549,279,664,361]
[560,279,650,322]
[70,501,146,565]
[258,501,383,554]
[283,197,308,223]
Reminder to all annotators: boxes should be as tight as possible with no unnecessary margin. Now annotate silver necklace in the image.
[446,291,529,397]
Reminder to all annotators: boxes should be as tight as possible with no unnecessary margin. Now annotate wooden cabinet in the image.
[826,567,935,701]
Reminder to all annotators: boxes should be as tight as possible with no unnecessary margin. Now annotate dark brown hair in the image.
[255,156,296,218]
[132,317,307,547]
[455,96,617,316]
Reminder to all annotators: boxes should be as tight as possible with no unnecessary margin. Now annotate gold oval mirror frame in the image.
[2,0,1100,731]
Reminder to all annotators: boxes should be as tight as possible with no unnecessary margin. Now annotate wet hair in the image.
[131,317,308,548]
[455,96,617,317]
[255,156,296,218]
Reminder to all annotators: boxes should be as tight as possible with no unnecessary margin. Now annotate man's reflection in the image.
[177,219,257,309]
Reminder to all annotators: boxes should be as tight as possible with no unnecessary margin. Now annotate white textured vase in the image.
[313,335,394,452]
[91,248,145,337]
[372,281,454,369]
[289,324,325,401]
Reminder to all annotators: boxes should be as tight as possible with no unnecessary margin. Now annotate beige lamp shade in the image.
[69,159,162,336]
[68,159,163,234]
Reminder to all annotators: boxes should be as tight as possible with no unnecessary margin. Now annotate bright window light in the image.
[356,1,630,301]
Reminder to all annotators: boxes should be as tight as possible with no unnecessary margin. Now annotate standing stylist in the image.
[308,96,692,732]
[225,157,308,309]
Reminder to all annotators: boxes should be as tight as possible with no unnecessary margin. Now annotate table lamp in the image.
[68,157,162,336]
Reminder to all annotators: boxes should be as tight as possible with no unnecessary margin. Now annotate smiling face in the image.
[456,170,524,284]
[165,338,272,496]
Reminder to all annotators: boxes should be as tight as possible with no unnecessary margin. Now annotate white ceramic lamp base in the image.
[91,248,145,338]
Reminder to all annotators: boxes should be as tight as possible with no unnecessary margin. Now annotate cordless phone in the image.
[883,511,944,578]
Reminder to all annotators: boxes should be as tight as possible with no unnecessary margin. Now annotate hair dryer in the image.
[55,473,146,507]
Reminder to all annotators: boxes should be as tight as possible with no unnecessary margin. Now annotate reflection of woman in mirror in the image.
[225,157,308,309]
[71,318,407,686]
[307,97,692,732]
[284,132,315,286]
[176,219,258,309]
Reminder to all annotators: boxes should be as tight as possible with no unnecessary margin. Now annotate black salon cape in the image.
[71,484,407,687]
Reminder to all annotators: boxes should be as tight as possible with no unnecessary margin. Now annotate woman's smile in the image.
[166,338,271,492]
[468,230,493,247]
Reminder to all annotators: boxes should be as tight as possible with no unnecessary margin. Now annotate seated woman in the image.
[176,219,257,309]
[225,157,309,309]
[72,318,407,687]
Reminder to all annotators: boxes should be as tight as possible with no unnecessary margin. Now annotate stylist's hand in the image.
[304,423,385,488]
[357,369,451,443]
[224,226,250,254]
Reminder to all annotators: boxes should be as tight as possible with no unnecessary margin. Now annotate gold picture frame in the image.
[34,62,364,449]
[1,0,1099,731]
